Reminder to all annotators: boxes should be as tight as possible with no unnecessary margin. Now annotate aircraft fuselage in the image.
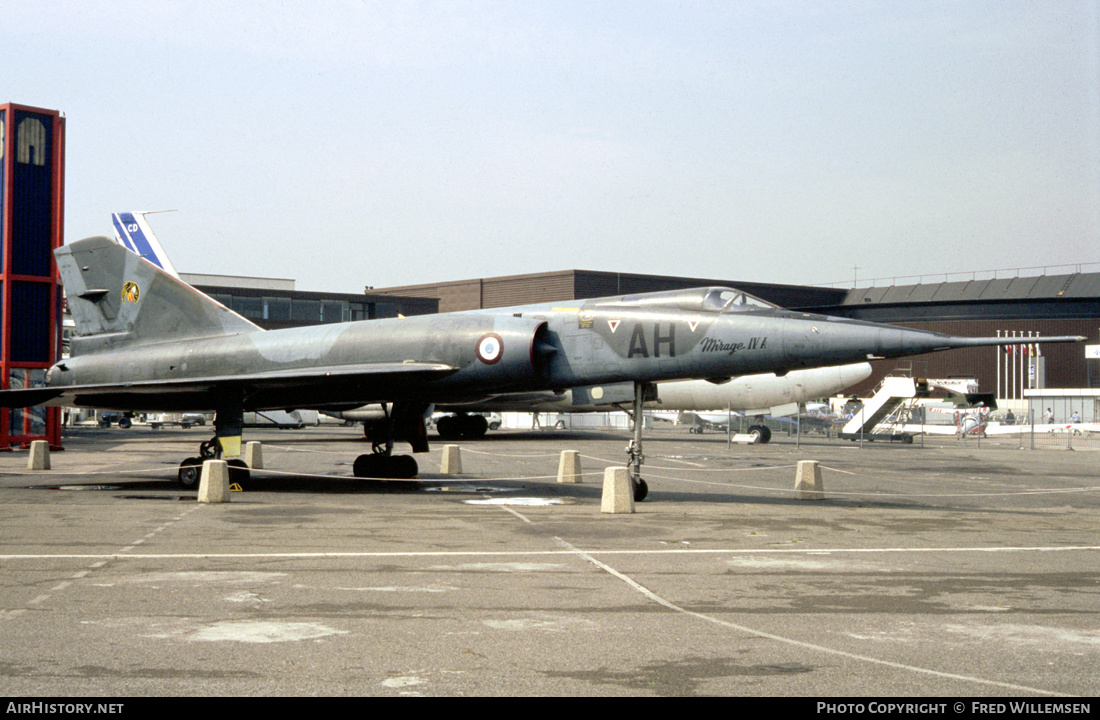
[49,285,1023,413]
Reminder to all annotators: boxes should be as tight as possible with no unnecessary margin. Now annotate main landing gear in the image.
[353,441,419,479]
[353,402,429,480]
[435,413,489,440]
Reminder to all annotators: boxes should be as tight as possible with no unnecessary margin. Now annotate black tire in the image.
[394,455,419,478]
[227,459,250,485]
[748,425,772,444]
[437,415,488,439]
[178,457,203,489]
[353,454,419,479]
[435,416,458,440]
[633,478,649,502]
[467,415,489,438]
[353,454,380,478]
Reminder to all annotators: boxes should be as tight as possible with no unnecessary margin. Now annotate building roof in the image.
[842,272,1100,306]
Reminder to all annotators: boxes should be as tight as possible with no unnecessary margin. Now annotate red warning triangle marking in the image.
[608,320,620,333]
[689,319,700,332]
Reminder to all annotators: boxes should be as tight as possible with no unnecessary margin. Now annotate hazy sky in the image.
[7,1,1099,293]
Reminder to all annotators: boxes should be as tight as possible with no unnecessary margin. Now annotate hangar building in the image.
[181,273,438,330]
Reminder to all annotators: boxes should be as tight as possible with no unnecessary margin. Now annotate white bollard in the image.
[27,440,50,470]
[198,460,231,503]
[243,441,263,469]
[600,466,635,514]
[794,460,824,500]
[557,450,581,484]
[441,444,462,474]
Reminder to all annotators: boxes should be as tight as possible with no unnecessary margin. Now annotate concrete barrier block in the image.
[601,466,635,514]
[557,450,581,484]
[27,440,50,470]
[199,460,231,503]
[795,460,824,500]
[243,441,263,469]
[732,433,758,444]
[441,444,462,474]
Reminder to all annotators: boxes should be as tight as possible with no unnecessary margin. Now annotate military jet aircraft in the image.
[0,236,1084,500]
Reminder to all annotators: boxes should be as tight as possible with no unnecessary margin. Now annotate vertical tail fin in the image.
[59,236,259,354]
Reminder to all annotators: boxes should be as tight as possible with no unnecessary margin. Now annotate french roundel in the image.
[476,333,504,364]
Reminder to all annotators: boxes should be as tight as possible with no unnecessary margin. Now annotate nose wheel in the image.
[627,382,654,502]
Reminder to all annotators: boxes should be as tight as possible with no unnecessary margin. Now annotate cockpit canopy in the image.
[702,288,777,312]
[596,286,779,313]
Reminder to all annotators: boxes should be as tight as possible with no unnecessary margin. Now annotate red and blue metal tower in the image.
[1,103,64,448]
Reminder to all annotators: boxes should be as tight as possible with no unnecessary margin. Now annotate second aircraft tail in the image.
[111,211,180,278]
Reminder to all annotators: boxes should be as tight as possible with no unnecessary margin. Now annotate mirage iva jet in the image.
[0,235,1084,500]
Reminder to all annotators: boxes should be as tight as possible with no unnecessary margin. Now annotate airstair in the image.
[839,376,931,442]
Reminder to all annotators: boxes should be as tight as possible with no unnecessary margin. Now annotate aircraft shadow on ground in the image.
[13,471,1002,513]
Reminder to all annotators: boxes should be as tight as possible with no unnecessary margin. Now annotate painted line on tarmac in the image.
[462,448,564,458]
[1,504,204,620]
[552,537,1073,697]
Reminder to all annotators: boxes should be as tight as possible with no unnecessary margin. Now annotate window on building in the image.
[321,301,348,323]
[292,299,321,323]
[265,297,291,322]
[232,296,264,320]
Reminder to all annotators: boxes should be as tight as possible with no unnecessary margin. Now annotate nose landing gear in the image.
[627,382,653,502]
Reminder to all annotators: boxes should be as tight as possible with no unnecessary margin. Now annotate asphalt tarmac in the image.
[1,424,1097,697]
